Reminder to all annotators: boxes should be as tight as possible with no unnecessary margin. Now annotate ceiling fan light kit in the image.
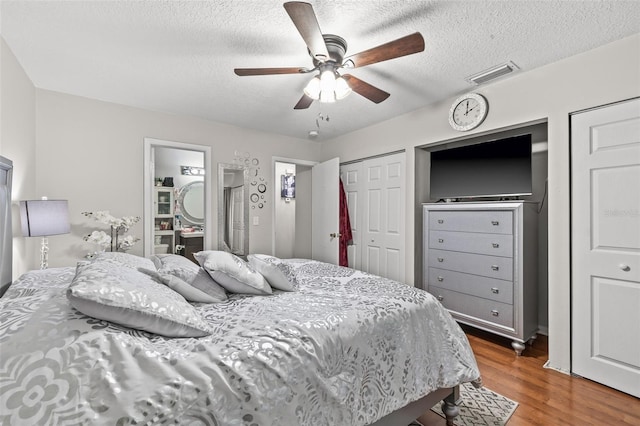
[303,66,352,103]
[234,1,425,109]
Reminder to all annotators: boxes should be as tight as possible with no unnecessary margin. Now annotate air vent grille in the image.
[466,61,519,85]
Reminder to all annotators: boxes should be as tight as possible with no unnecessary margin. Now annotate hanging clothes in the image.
[339,178,353,267]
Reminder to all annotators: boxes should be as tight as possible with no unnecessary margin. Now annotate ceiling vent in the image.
[466,61,519,85]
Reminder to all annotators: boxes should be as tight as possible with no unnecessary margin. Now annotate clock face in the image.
[449,93,488,131]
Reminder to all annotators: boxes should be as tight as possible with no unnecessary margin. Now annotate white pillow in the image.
[247,254,295,291]
[151,254,227,302]
[67,261,211,337]
[195,251,272,295]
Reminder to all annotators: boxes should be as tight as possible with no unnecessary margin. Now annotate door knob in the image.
[619,264,631,272]
[329,233,342,238]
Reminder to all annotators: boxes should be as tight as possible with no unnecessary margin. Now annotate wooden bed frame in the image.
[0,155,461,425]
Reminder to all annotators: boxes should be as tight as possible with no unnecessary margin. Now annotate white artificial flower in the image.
[83,230,112,248]
[117,235,140,251]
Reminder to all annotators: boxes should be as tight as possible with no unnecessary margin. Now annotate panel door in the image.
[340,162,363,270]
[571,98,640,397]
[312,157,339,264]
[361,152,406,282]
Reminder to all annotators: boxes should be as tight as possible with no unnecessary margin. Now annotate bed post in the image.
[441,385,460,426]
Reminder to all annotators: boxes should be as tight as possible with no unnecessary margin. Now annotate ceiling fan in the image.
[234,1,425,110]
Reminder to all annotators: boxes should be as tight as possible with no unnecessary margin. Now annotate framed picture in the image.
[281,174,295,198]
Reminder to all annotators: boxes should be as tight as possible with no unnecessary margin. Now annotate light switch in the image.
[253,216,259,226]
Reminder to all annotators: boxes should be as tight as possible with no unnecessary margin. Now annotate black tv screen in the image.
[430,134,532,199]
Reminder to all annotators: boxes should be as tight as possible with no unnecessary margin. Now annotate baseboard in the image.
[537,325,549,336]
[543,360,571,375]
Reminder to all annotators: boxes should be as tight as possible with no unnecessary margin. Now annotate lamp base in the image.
[40,236,49,269]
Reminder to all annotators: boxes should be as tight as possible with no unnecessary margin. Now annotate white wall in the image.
[0,38,37,276]
[34,89,322,267]
[321,34,640,373]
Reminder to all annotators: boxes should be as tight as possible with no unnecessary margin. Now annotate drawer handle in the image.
[491,310,499,316]
[437,295,444,302]
[491,287,499,294]
[491,221,500,226]
[437,257,444,263]
[492,243,500,248]
[437,219,444,224]
[438,238,444,243]
[491,265,499,271]
[437,276,444,282]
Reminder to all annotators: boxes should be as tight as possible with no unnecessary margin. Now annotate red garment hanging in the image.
[339,179,353,267]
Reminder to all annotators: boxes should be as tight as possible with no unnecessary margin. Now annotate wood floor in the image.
[417,325,640,425]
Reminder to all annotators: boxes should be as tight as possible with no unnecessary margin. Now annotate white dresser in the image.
[423,201,538,355]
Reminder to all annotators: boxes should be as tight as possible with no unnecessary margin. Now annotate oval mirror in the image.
[178,181,204,225]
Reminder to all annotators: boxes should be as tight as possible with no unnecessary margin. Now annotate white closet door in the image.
[340,162,363,270]
[571,98,640,397]
[312,157,339,264]
[361,152,406,283]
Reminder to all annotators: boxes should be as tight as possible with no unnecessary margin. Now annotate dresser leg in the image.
[527,334,537,346]
[511,340,525,356]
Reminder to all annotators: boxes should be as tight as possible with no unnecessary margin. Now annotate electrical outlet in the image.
[253,216,259,226]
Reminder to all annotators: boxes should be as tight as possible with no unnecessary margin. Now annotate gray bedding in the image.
[0,259,479,425]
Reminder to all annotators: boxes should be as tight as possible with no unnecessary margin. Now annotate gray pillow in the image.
[195,251,272,295]
[138,267,222,304]
[247,254,295,291]
[67,261,211,337]
[92,251,157,271]
[151,254,227,301]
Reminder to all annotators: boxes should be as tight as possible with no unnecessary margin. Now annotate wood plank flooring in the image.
[417,325,640,425]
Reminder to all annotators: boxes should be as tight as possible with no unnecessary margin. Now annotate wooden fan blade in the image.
[284,2,330,61]
[343,32,425,68]
[343,74,390,104]
[294,94,314,109]
[234,67,305,76]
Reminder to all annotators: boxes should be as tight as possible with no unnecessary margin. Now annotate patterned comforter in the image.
[0,259,480,426]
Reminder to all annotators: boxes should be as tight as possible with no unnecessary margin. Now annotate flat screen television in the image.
[430,134,532,200]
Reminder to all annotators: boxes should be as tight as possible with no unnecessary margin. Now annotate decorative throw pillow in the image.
[92,251,157,271]
[151,254,227,301]
[67,261,211,337]
[138,267,222,304]
[194,251,272,295]
[247,254,295,291]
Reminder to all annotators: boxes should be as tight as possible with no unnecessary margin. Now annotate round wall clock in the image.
[448,93,488,131]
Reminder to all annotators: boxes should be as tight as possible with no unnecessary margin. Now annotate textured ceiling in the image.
[2,1,639,141]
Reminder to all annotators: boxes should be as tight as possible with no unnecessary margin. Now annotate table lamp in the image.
[20,197,70,269]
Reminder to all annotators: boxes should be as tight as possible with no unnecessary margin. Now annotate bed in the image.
[0,252,480,426]
[0,171,480,425]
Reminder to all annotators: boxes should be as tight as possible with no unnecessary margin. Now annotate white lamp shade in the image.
[303,76,321,100]
[20,199,70,237]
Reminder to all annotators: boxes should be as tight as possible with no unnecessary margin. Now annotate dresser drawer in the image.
[428,249,513,281]
[428,267,513,304]
[429,286,514,328]
[429,230,513,257]
[429,210,513,234]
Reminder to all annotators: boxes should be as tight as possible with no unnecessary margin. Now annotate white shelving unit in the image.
[154,187,175,254]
